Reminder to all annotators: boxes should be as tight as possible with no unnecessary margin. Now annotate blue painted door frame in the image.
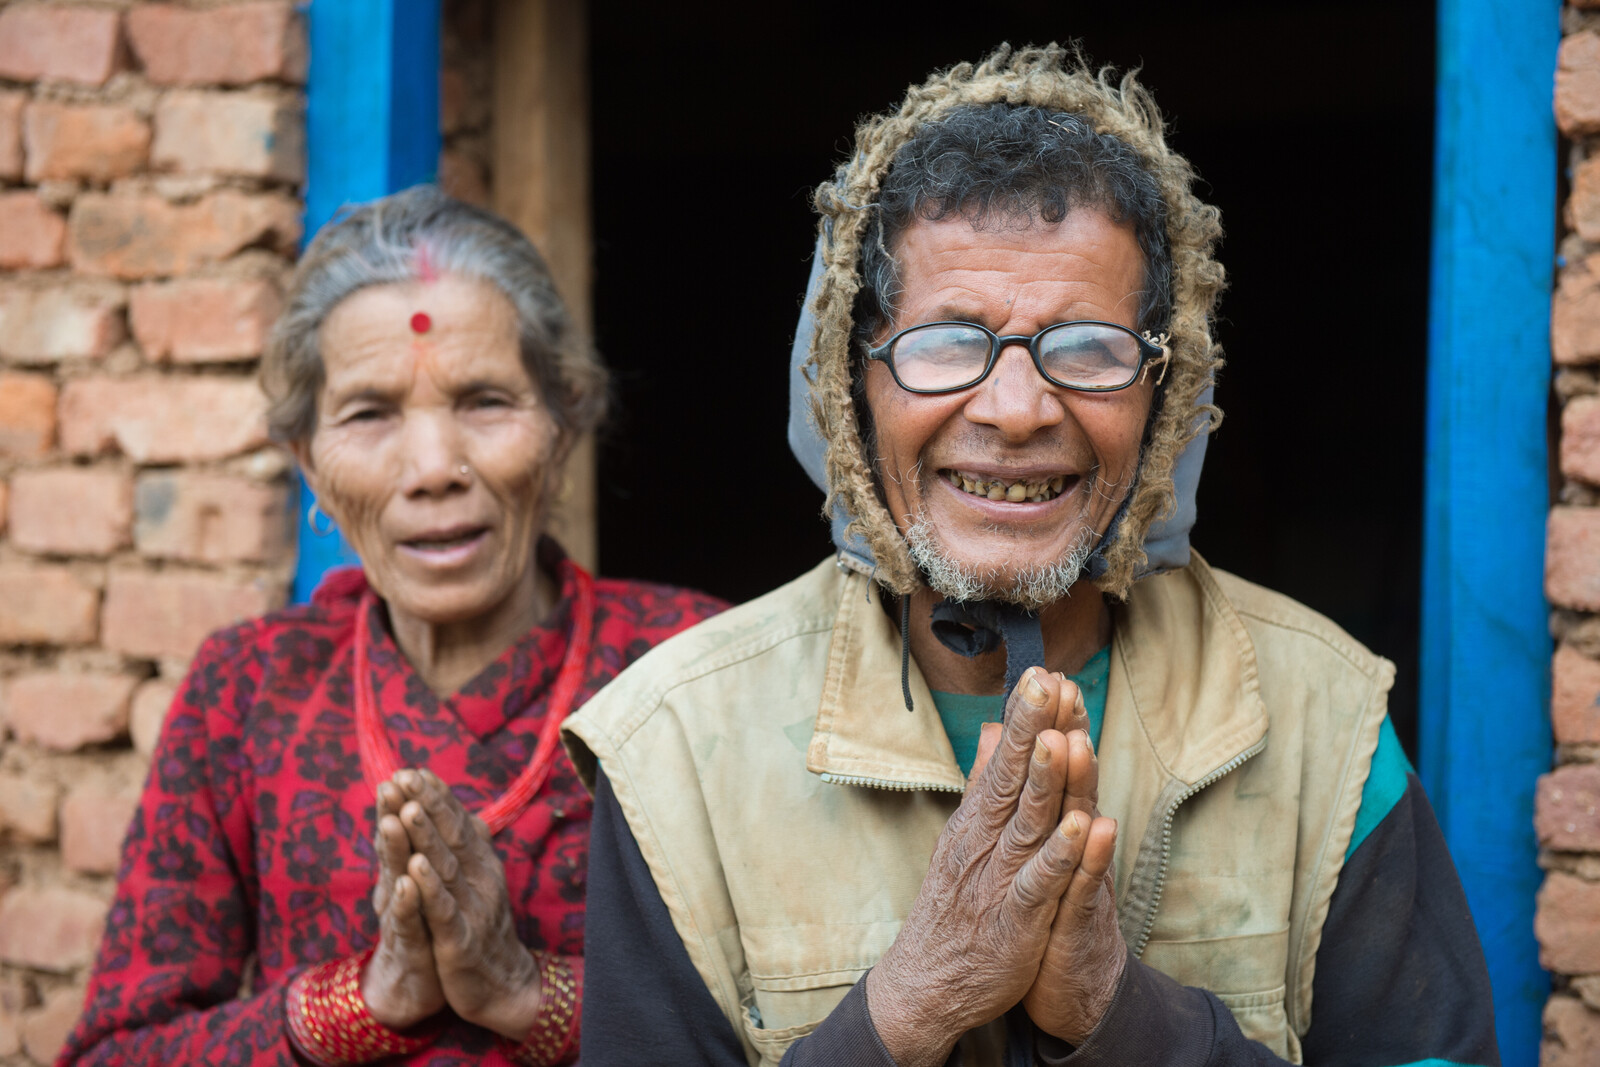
[293,0,442,602]
[1423,3,1558,1064]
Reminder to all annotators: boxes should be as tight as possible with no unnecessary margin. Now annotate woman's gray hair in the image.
[262,184,607,444]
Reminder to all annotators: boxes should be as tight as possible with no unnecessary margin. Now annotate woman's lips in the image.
[396,526,491,567]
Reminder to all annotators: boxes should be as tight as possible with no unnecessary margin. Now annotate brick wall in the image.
[0,2,496,1060]
[1544,5,1600,1064]
[0,3,305,1061]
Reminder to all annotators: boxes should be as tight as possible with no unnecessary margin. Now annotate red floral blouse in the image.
[59,546,725,1066]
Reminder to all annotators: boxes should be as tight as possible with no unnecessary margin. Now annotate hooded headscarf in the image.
[788,43,1226,607]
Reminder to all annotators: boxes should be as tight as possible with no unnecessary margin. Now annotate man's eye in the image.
[468,394,510,410]
[343,407,385,423]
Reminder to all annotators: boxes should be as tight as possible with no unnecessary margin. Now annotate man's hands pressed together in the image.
[362,769,545,1041]
[864,667,1127,1065]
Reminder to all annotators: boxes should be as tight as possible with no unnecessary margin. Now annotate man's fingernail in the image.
[1062,812,1084,839]
[1023,669,1048,705]
[1032,737,1050,764]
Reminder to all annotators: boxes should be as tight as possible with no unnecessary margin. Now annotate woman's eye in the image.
[467,394,510,410]
[342,407,386,423]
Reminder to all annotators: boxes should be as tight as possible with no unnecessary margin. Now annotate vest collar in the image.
[804,552,1267,792]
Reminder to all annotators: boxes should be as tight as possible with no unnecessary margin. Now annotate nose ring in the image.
[458,464,472,479]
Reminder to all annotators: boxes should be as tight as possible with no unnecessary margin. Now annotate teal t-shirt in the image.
[930,646,1111,777]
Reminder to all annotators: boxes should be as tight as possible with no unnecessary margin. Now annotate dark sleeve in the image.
[583,769,898,1067]
[1035,774,1498,1067]
[581,769,750,1066]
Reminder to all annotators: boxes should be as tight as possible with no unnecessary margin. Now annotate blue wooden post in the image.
[293,0,442,602]
[1422,2,1558,1063]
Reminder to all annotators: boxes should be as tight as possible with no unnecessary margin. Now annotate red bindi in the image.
[410,311,432,334]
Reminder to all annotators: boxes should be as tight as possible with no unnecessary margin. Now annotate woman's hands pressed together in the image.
[362,769,545,1041]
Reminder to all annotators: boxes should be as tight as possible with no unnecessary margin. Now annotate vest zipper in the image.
[1131,737,1268,958]
[819,772,963,793]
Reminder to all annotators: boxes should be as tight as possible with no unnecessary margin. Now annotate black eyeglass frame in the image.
[865,319,1170,395]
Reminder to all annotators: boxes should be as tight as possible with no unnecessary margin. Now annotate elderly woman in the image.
[60,186,725,1066]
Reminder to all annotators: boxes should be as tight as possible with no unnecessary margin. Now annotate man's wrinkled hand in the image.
[1015,709,1128,1045]
[864,668,1093,1067]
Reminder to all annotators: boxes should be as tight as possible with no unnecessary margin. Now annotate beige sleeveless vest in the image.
[564,553,1393,1066]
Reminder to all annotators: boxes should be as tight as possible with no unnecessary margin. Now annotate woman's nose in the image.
[398,412,470,497]
[963,343,1066,440]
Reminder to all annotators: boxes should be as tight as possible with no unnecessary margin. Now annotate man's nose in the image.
[963,342,1066,440]
[398,411,470,497]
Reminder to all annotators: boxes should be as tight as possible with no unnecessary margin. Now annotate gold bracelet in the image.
[506,953,581,1066]
[285,949,438,1066]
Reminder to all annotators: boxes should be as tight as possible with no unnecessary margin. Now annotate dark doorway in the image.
[589,2,1434,754]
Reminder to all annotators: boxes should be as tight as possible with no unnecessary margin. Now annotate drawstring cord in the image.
[900,594,914,712]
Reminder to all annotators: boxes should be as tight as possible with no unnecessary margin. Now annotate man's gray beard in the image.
[904,517,1099,611]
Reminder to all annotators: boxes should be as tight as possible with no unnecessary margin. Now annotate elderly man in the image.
[565,46,1497,1067]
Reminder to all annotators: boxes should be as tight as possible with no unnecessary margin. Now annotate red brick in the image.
[4,672,134,749]
[102,570,279,660]
[0,5,123,87]
[152,90,304,181]
[0,372,56,459]
[1559,34,1600,137]
[127,2,305,87]
[129,678,176,756]
[59,375,268,463]
[8,467,133,557]
[1555,645,1600,744]
[0,191,67,269]
[0,283,124,363]
[0,770,60,842]
[0,90,25,181]
[1548,506,1600,611]
[67,191,300,279]
[1563,396,1600,486]
[0,885,106,971]
[1554,267,1600,366]
[1545,996,1600,1067]
[0,563,98,645]
[20,986,84,1066]
[1573,158,1600,246]
[134,471,289,563]
[130,277,282,363]
[1537,764,1600,850]
[0,971,24,1057]
[1538,872,1600,974]
[60,779,139,874]
[23,101,149,183]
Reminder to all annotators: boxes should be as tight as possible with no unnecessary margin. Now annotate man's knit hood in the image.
[787,44,1226,601]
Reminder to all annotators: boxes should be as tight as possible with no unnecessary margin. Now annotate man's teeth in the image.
[942,471,1067,503]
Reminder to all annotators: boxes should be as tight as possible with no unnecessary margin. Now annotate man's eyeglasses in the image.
[865,320,1170,395]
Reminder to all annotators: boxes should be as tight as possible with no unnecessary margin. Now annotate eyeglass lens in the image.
[889,322,1144,391]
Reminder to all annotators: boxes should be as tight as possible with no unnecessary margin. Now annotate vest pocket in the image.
[1213,985,1294,1061]
[739,1004,851,1067]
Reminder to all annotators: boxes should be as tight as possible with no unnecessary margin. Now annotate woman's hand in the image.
[395,769,544,1041]
[362,779,448,1030]
[864,668,1092,1067]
